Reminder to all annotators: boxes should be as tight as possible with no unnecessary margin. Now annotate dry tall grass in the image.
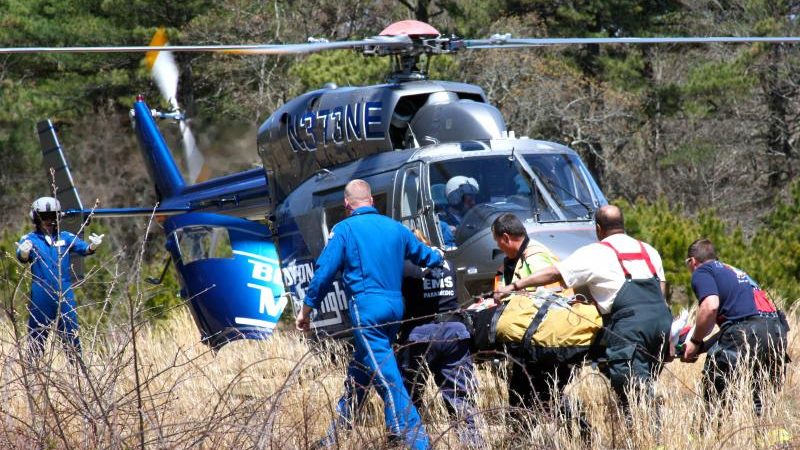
[0,303,797,449]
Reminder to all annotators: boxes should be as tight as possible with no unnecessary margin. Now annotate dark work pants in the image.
[703,315,787,416]
[398,322,484,447]
[507,355,591,438]
[603,278,672,412]
[509,359,572,414]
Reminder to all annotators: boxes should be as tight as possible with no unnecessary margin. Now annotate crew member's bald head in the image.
[344,179,373,211]
[595,205,625,239]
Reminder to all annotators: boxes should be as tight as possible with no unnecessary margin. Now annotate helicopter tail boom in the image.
[132,97,187,200]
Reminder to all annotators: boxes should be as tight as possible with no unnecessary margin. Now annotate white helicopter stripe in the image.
[233,249,279,265]
[234,317,277,330]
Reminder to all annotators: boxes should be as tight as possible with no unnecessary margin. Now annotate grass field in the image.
[0,304,797,449]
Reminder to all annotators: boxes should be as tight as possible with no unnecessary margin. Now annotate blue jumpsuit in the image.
[304,206,443,450]
[16,230,93,358]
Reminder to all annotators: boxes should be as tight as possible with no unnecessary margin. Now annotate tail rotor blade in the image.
[180,121,209,183]
[151,51,179,109]
[146,28,179,108]
[146,27,208,184]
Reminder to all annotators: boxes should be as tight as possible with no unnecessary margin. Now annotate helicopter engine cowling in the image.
[256,80,496,205]
[407,92,506,146]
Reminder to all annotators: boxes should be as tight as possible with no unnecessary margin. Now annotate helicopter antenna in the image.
[406,122,420,148]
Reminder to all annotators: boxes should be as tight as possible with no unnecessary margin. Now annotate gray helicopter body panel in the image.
[257,80,498,203]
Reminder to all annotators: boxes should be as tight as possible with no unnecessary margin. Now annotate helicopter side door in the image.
[278,175,394,337]
[164,212,286,348]
[393,162,439,245]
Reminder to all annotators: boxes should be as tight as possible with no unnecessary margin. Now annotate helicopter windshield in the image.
[429,153,596,246]
[522,154,596,219]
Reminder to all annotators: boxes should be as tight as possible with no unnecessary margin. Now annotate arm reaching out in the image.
[88,233,104,251]
[682,295,719,362]
[16,239,33,262]
[493,265,564,302]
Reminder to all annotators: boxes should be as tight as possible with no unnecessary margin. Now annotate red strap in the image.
[600,240,657,277]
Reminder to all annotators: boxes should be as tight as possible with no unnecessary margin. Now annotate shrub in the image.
[620,182,800,306]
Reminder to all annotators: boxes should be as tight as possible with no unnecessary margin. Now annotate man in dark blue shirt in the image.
[682,238,787,415]
[296,179,443,450]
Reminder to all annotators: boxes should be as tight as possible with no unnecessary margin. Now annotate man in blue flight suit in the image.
[296,179,444,450]
[15,196,103,361]
[398,230,484,447]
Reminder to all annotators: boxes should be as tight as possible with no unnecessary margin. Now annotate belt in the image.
[722,311,779,328]
[434,311,464,324]
[402,312,464,329]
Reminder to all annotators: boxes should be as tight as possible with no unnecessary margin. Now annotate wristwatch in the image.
[689,336,704,346]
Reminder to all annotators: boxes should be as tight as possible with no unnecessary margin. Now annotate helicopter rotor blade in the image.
[0,35,414,55]
[180,120,208,183]
[464,35,800,49]
[146,28,180,110]
[5,31,800,56]
[145,28,209,184]
[224,35,413,54]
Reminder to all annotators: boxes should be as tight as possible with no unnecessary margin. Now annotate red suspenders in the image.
[599,240,657,278]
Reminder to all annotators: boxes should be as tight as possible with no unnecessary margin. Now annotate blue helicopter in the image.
[15,21,800,347]
[38,97,284,348]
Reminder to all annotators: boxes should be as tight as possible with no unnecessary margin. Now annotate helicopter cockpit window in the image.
[174,226,234,265]
[429,154,596,245]
[323,192,389,238]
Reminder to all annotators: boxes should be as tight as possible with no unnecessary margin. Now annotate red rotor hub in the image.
[379,20,440,38]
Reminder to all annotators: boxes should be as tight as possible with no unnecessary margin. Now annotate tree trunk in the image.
[764,45,793,188]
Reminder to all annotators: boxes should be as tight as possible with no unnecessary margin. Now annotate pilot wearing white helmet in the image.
[15,196,103,362]
[438,176,480,247]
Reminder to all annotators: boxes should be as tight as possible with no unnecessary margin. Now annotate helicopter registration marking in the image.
[287,101,384,152]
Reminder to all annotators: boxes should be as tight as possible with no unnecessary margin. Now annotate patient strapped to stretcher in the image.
[463,290,603,364]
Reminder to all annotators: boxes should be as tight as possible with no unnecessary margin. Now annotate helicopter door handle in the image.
[457,266,478,275]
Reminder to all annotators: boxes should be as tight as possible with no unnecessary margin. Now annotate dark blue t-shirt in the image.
[400,259,458,335]
[691,260,758,323]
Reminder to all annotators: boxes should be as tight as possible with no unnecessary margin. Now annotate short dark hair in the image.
[595,205,624,233]
[687,238,717,263]
[491,213,526,238]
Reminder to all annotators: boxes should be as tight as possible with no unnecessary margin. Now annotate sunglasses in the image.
[684,257,693,267]
[36,212,59,222]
